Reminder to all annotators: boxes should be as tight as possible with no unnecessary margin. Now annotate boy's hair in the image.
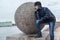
[34,1,41,6]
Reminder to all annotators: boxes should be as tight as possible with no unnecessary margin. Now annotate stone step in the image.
[6,32,50,40]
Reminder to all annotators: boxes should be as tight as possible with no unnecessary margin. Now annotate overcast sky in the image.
[0,0,60,22]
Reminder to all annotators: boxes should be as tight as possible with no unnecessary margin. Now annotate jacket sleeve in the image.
[40,8,53,20]
[34,11,38,20]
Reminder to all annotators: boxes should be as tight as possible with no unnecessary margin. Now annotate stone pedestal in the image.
[54,32,60,40]
[6,32,50,40]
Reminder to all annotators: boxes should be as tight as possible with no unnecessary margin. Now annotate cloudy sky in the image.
[0,0,60,22]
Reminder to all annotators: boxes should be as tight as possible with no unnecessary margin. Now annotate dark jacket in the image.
[34,7,56,23]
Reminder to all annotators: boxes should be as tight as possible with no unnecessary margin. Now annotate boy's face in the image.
[34,5,39,10]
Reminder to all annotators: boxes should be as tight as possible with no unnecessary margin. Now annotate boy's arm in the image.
[34,11,38,20]
[40,8,53,20]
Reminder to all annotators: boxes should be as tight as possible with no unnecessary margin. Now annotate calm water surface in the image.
[0,26,23,40]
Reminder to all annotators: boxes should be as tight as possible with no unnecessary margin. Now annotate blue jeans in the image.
[36,20,55,40]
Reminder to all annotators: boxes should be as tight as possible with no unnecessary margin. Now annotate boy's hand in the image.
[36,19,43,23]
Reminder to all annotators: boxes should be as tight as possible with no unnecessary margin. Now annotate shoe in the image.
[34,34,42,38]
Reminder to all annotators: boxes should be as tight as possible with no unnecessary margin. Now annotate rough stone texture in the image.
[6,32,50,40]
[14,2,45,34]
[54,32,60,40]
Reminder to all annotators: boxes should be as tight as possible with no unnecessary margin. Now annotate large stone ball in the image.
[14,2,45,34]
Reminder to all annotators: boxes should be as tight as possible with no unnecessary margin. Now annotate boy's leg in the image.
[49,21,55,40]
[36,20,42,37]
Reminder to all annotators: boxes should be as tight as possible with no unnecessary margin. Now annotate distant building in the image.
[0,21,13,27]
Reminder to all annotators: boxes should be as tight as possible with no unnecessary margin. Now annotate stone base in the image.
[6,32,50,40]
[54,32,60,40]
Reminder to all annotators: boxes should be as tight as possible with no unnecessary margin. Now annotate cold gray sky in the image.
[0,0,60,22]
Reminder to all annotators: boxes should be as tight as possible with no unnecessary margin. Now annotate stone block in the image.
[6,32,50,40]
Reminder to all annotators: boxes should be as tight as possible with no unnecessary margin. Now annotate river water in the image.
[0,26,23,40]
